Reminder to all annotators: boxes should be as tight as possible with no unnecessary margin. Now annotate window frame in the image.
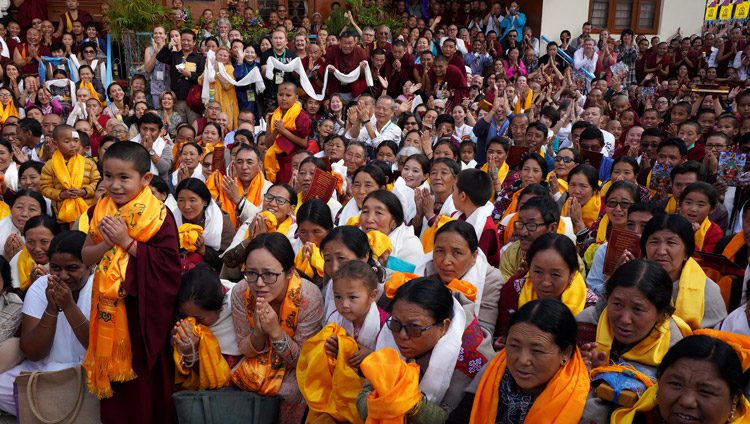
[587,0,662,35]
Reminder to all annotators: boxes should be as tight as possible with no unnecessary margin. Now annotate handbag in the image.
[14,364,101,424]
[187,84,206,115]
[172,389,281,424]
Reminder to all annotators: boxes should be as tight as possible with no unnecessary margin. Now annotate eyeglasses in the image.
[705,143,726,149]
[84,50,95,54]
[264,193,290,205]
[112,129,128,135]
[513,221,546,232]
[207,105,221,111]
[0,93,11,99]
[554,156,575,163]
[243,270,283,284]
[605,200,634,210]
[386,317,437,338]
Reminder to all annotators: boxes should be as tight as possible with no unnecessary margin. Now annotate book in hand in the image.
[506,146,529,168]
[717,152,746,187]
[692,251,745,277]
[648,162,673,193]
[603,227,641,276]
[581,149,603,171]
[212,144,226,175]
[302,167,338,203]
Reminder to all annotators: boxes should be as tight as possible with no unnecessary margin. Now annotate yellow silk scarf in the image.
[694,217,712,252]
[264,102,301,183]
[665,196,676,213]
[205,171,265,229]
[421,215,455,253]
[500,189,522,221]
[17,248,36,292]
[595,214,611,244]
[0,101,18,125]
[294,243,324,279]
[513,89,533,115]
[80,80,105,107]
[178,223,203,253]
[297,323,364,424]
[231,272,302,395]
[595,307,692,367]
[384,272,476,301]
[367,230,392,259]
[674,257,707,330]
[77,211,90,234]
[83,187,166,399]
[470,348,590,424]
[481,161,509,199]
[518,271,587,316]
[243,211,293,240]
[561,194,602,228]
[51,151,90,223]
[173,317,231,390]
[360,348,421,424]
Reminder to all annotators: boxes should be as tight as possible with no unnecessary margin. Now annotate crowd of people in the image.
[0,0,747,423]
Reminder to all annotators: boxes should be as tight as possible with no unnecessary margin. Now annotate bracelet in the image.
[38,321,55,328]
[272,335,290,353]
[125,238,136,252]
[44,309,58,318]
[72,319,89,330]
[407,394,425,417]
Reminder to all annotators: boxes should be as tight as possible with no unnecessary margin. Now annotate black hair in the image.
[519,195,560,226]
[605,259,675,315]
[641,213,695,257]
[642,127,666,142]
[456,168,493,206]
[177,265,225,312]
[507,298,577,357]
[19,118,42,137]
[149,175,169,196]
[435,114,455,129]
[579,127,604,147]
[242,232,295,271]
[433,138,460,160]
[611,155,640,176]
[678,181,718,208]
[268,183,298,208]
[22,214,60,238]
[558,147,583,165]
[181,141,204,157]
[607,180,640,202]
[657,137,688,157]
[11,189,46,215]
[352,164,387,188]
[392,277,454,323]
[434,220,478,253]
[102,141,152,176]
[540,105,560,127]
[0,138,11,156]
[526,233,578,274]
[299,155,327,173]
[405,154,430,175]
[627,201,664,218]
[657,335,747,396]
[18,160,44,180]
[320,226,384,281]
[520,152,548,177]
[526,121,548,137]
[175,178,212,211]
[671,101,692,116]
[486,136,510,153]
[568,164,599,191]
[371,160,394,185]
[376,140,399,160]
[670,160,707,182]
[47,230,86,262]
[363,189,404,226]
[138,112,164,130]
[333,260,379,291]
[296,198,333,230]
[203,121,223,138]
[430,157,461,176]
[0,255,11,293]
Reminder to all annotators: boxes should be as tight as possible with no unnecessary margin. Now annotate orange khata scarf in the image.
[230,272,302,395]
[470,347,590,424]
[173,317,231,390]
[244,211,293,241]
[694,329,750,371]
[51,151,89,223]
[561,194,602,229]
[83,187,166,399]
[264,102,302,183]
[595,307,692,367]
[297,323,364,424]
[513,89,533,115]
[722,232,746,263]
[367,230,392,259]
[16,248,36,292]
[178,223,203,253]
[384,272,476,301]
[500,189,522,221]
[518,271,587,316]
[294,242,324,279]
[421,214,455,253]
[674,257,707,331]
[694,217,713,252]
[205,170,264,229]
[0,100,18,125]
[80,80,105,107]
[360,347,421,424]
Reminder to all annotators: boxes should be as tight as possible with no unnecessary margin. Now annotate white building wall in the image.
[539,0,706,46]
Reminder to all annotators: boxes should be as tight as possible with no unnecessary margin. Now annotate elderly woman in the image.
[466,298,590,423]
[577,259,692,423]
[413,158,460,235]
[358,277,496,423]
[494,153,547,222]
[230,233,323,424]
[415,220,503,333]
[641,214,726,330]
[359,190,423,267]
[0,190,46,260]
[611,333,750,423]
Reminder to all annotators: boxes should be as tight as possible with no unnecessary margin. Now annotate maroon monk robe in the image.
[272,111,313,184]
[17,0,47,28]
[385,51,415,98]
[301,56,325,94]
[320,44,369,98]
[15,43,51,75]
[447,53,467,78]
[367,41,392,57]
[426,64,469,108]
[98,208,182,424]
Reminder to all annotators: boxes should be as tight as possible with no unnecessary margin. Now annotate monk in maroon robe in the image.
[424,55,469,110]
[319,31,369,98]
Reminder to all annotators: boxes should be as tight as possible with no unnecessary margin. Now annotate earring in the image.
[561,359,567,365]
[729,403,737,421]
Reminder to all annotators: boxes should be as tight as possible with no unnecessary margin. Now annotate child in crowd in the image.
[39,124,100,226]
[677,120,705,161]
[677,181,723,253]
[460,139,477,169]
[451,168,500,267]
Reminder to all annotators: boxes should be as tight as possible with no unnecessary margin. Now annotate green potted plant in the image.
[104,0,173,41]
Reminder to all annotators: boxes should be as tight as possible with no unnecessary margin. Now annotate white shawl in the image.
[3,162,18,191]
[173,199,223,251]
[414,250,489,317]
[375,296,466,404]
[0,216,21,258]
[327,302,381,350]
[201,50,266,105]
[388,224,423,266]
[208,292,242,355]
[264,56,374,102]
[131,134,166,175]
[390,178,429,225]
[337,198,360,227]
[170,164,204,187]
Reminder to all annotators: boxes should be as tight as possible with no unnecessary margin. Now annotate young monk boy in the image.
[81,141,181,424]
[40,124,100,226]
[264,81,312,183]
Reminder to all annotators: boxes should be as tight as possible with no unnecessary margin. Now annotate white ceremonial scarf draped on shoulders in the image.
[0,216,21,258]
[202,50,266,105]
[2,161,17,191]
[452,201,494,243]
[173,199,223,251]
[391,178,430,225]
[327,302,381,350]
[375,296,466,404]
[208,291,242,356]
[388,224,423,266]
[264,56,373,101]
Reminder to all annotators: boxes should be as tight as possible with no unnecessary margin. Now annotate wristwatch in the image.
[148,149,156,156]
